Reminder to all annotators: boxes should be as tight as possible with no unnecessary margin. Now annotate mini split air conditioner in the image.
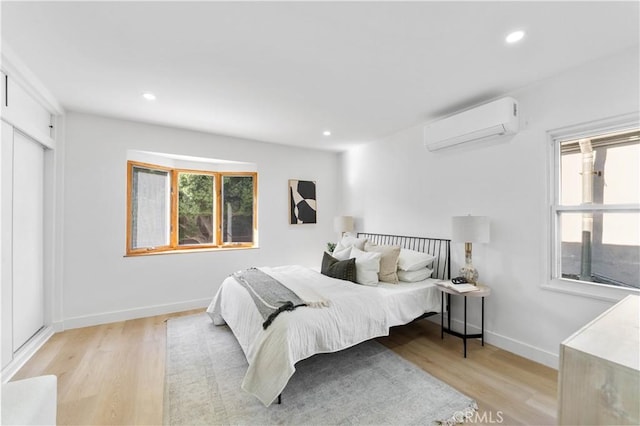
[424,97,519,151]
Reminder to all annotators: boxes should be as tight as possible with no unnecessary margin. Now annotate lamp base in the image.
[460,242,479,285]
[459,265,479,285]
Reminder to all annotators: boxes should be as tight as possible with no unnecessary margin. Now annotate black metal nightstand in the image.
[438,284,490,357]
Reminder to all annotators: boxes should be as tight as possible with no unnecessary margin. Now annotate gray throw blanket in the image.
[233,268,307,329]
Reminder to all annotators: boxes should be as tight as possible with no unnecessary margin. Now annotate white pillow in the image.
[397,249,436,271]
[398,268,434,283]
[350,247,381,286]
[334,234,367,254]
[332,245,352,261]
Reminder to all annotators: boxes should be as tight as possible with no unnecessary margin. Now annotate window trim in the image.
[126,160,258,256]
[544,112,640,301]
[126,161,174,255]
[173,168,218,252]
[219,172,259,247]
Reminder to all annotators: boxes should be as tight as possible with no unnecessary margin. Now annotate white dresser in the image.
[558,294,640,425]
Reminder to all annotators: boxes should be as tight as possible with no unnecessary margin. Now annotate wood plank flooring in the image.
[12,310,557,425]
[378,320,557,425]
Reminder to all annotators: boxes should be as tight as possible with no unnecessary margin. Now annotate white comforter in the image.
[206,265,439,406]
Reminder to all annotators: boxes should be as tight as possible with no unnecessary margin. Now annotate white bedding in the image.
[206,265,441,406]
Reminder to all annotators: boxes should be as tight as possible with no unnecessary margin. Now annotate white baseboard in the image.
[60,298,211,331]
[1,325,55,383]
[484,327,559,369]
[427,316,559,369]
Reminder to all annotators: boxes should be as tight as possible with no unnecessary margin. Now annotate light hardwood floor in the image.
[13,310,557,425]
[378,321,558,425]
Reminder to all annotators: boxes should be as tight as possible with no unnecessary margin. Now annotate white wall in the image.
[61,112,339,328]
[341,47,640,367]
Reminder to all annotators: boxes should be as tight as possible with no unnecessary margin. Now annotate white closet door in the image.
[12,130,44,350]
[1,122,14,368]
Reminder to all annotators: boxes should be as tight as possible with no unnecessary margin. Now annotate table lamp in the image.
[334,216,354,237]
[451,215,490,284]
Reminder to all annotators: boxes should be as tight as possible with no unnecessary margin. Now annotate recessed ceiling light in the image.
[142,92,156,101]
[506,30,525,44]
[323,130,331,136]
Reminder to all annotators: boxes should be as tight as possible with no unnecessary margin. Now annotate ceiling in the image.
[2,1,639,152]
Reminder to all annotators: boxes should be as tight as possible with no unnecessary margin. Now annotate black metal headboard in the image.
[356,233,451,281]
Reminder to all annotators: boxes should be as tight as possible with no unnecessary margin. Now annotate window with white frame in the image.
[551,121,639,290]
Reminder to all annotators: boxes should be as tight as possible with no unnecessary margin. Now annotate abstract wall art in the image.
[289,179,316,224]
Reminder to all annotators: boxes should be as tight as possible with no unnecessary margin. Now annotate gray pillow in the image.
[321,252,357,283]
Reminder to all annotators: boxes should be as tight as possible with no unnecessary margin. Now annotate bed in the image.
[206,233,451,406]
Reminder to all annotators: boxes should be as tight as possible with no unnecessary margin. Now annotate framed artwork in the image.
[289,179,316,224]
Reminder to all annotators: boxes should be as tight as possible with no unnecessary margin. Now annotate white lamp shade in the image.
[334,216,354,233]
[451,216,490,243]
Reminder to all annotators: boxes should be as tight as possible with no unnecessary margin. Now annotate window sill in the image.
[124,245,259,257]
[542,277,639,303]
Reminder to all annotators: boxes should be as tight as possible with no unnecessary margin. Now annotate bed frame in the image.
[357,232,451,325]
[357,232,451,281]
[279,232,451,406]
[277,232,451,404]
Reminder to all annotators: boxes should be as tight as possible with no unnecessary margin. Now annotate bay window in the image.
[127,161,257,255]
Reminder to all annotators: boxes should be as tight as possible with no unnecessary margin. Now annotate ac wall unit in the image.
[424,97,519,151]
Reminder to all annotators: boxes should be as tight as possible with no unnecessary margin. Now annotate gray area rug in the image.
[164,313,477,425]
